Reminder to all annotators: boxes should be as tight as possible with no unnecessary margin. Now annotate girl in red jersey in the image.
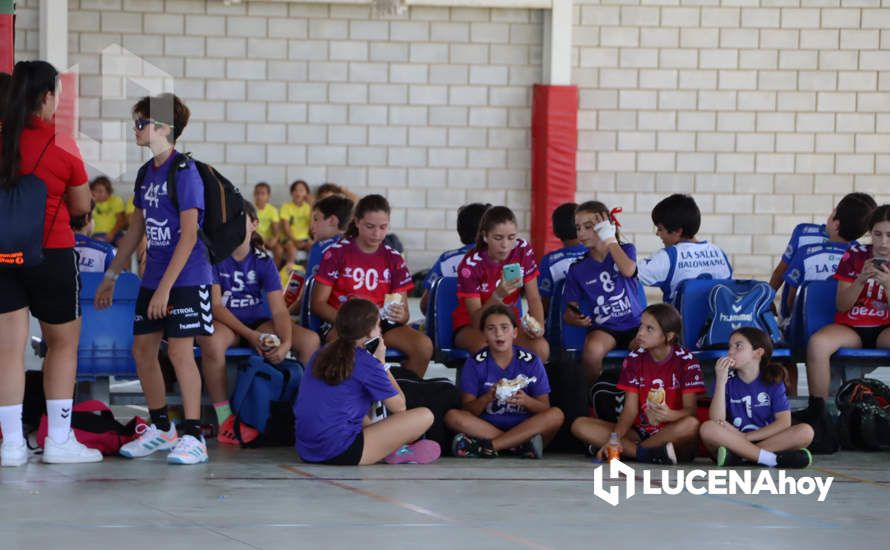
[453,206,549,362]
[571,304,704,464]
[796,204,890,442]
[311,194,433,377]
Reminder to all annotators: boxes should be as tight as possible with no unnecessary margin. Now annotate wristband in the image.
[104,270,119,281]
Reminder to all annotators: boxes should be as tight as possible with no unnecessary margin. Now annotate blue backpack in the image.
[230,356,303,447]
[0,136,57,268]
[697,280,783,349]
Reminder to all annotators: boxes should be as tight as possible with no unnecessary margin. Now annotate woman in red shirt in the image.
[0,61,97,466]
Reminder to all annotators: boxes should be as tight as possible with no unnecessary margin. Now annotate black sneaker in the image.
[641,442,677,465]
[451,433,482,458]
[716,446,744,467]
[517,434,544,459]
[791,406,813,425]
[775,448,813,469]
[808,409,839,454]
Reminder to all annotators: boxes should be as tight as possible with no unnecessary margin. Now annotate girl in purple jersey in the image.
[198,202,320,444]
[700,327,814,469]
[563,201,644,384]
[446,305,564,459]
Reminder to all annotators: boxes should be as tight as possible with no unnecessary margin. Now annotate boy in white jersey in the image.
[71,201,116,274]
[637,194,733,305]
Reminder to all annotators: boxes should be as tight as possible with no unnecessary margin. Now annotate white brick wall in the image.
[575,0,890,278]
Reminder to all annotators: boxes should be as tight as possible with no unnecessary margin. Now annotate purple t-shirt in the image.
[133,151,211,289]
[723,374,790,432]
[459,346,550,430]
[213,247,282,326]
[293,348,398,462]
[563,244,644,332]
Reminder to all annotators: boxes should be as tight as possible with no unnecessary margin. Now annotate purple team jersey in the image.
[723,374,790,432]
[563,243,644,332]
[293,348,398,463]
[133,151,212,289]
[213,247,282,326]
[459,346,550,430]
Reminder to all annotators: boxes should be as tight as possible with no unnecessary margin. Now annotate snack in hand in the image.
[495,374,538,401]
[647,387,665,406]
[382,293,403,322]
[521,313,542,336]
[259,333,281,351]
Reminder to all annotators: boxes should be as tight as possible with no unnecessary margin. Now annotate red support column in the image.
[0,0,14,74]
[530,84,578,260]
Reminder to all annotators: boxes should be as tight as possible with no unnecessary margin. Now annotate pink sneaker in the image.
[217,416,259,446]
[384,439,441,464]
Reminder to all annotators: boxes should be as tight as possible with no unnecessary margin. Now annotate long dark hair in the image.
[242,201,265,251]
[731,327,785,385]
[313,299,381,385]
[575,200,623,244]
[867,204,890,232]
[345,194,390,239]
[642,303,682,346]
[473,205,517,251]
[0,61,59,188]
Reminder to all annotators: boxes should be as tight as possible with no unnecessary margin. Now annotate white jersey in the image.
[637,241,733,304]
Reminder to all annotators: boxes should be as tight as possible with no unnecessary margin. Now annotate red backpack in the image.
[37,400,147,455]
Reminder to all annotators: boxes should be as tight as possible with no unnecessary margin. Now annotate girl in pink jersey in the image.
[571,304,703,464]
[311,194,434,377]
[453,206,549,362]
[796,204,890,445]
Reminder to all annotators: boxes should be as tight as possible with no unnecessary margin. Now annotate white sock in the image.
[46,399,73,445]
[758,449,777,467]
[0,404,25,446]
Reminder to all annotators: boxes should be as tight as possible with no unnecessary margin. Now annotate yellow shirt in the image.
[92,195,125,235]
[256,203,280,241]
[280,201,311,241]
[125,196,135,215]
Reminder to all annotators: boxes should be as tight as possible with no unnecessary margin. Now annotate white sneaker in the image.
[119,423,179,459]
[42,431,103,464]
[1,439,29,467]
[167,434,208,465]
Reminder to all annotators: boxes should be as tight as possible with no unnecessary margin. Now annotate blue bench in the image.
[676,278,792,362]
[793,279,890,380]
[427,277,470,368]
[77,272,140,381]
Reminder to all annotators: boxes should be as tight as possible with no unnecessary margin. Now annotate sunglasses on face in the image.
[133,118,172,131]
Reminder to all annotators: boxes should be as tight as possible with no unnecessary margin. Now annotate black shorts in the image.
[594,326,639,350]
[317,431,364,466]
[0,248,80,324]
[134,284,214,338]
[852,325,890,349]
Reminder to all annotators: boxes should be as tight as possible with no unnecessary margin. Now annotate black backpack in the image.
[836,378,890,451]
[589,369,625,422]
[135,152,246,264]
[390,367,462,449]
[0,136,57,268]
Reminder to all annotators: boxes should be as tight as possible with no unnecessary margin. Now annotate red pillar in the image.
[0,0,14,74]
[530,84,579,260]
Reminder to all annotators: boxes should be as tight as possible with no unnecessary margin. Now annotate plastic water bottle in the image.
[607,432,621,462]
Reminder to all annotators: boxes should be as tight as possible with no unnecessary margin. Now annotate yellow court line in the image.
[279,464,554,550]
[814,466,890,490]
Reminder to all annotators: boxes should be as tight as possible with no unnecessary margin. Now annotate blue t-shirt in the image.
[294,348,398,462]
[306,234,341,278]
[637,241,733,304]
[422,243,472,290]
[781,223,828,263]
[723,373,790,432]
[133,151,212,289]
[74,234,115,274]
[563,244,644,332]
[213,247,282,326]
[537,243,588,298]
[459,346,550,430]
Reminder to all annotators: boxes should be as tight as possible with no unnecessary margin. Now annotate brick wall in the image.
[13,0,890,277]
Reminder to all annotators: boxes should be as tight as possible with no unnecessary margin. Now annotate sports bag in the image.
[589,369,624,422]
[230,356,303,447]
[36,400,147,455]
[134,152,246,264]
[836,378,890,451]
[698,280,783,349]
[391,366,461,449]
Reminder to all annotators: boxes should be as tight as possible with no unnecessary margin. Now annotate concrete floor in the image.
[1,445,889,549]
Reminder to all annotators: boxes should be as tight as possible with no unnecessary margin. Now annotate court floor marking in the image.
[814,466,890,490]
[280,464,553,550]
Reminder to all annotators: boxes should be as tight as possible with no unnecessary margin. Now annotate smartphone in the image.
[873,258,887,269]
[567,303,584,316]
[502,263,522,284]
[363,337,380,355]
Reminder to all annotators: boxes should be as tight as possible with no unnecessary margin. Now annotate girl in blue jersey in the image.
[563,201,644,384]
[198,202,321,444]
[700,327,814,468]
[446,304,564,459]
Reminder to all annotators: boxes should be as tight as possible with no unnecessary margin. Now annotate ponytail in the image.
[312,298,380,385]
[0,61,59,188]
[345,194,390,240]
[242,200,266,252]
[730,327,786,385]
